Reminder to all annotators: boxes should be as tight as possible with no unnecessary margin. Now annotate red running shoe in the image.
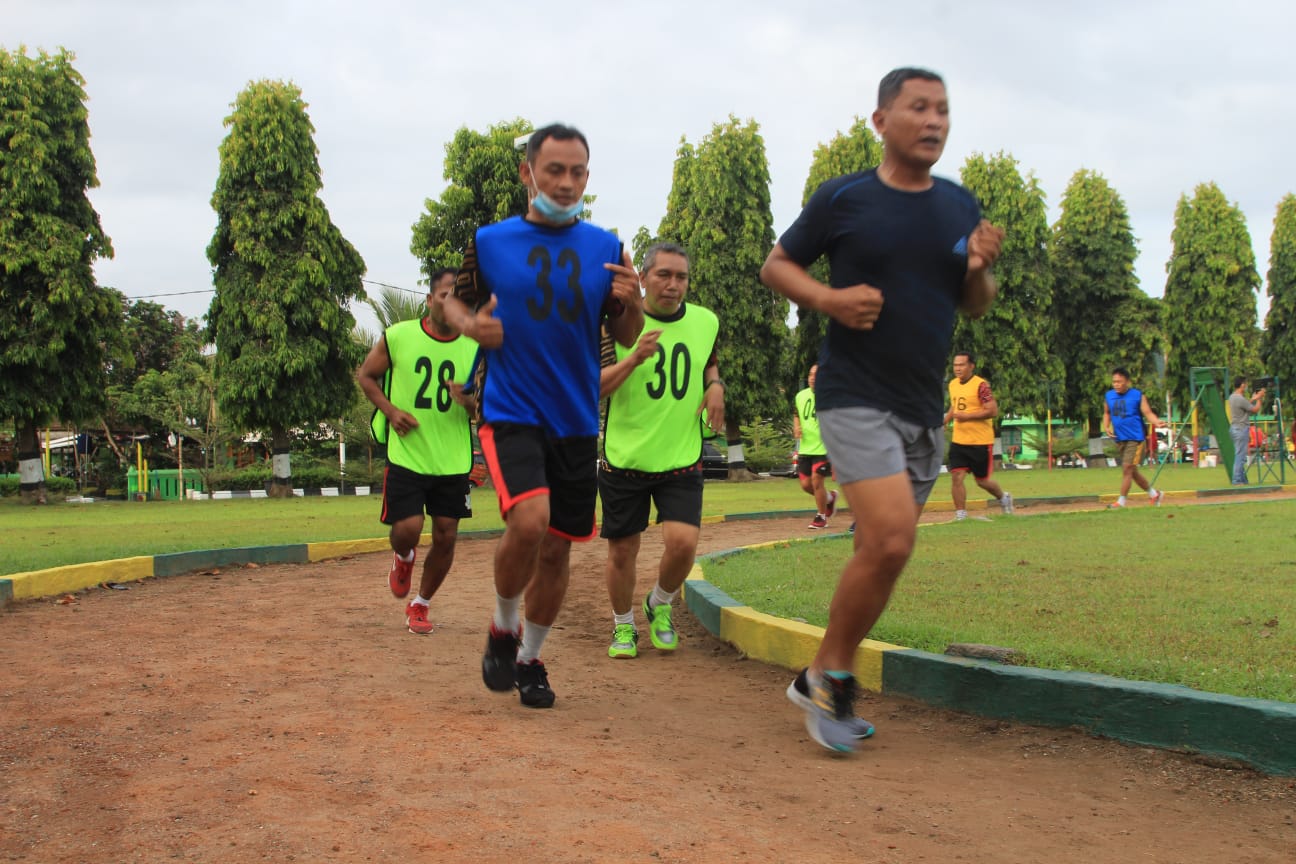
[405,601,433,635]
[389,550,415,598]
[824,489,839,519]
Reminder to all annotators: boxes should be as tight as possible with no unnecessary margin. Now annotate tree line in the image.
[3,49,1294,502]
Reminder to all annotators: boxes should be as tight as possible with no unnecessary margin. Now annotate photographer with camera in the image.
[1228,376,1267,485]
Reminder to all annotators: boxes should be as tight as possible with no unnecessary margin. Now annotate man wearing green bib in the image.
[358,268,478,635]
[794,365,839,530]
[598,243,725,659]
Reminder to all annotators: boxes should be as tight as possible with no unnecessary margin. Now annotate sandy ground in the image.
[2,499,1295,863]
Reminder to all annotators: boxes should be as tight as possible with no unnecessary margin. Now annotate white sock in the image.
[613,610,635,626]
[397,548,414,562]
[517,620,550,664]
[1149,488,1159,498]
[413,595,430,607]
[492,593,522,634]
[955,509,967,519]
[650,584,678,608]
[1118,495,1127,505]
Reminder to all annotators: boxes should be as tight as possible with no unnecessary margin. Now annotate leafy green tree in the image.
[0,47,119,503]
[956,152,1062,419]
[113,330,221,492]
[409,118,533,279]
[1262,194,1296,390]
[206,79,366,497]
[1162,182,1262,409]
[1050,170,1164,432]
[789,118,884,402]
[656,118,785,477]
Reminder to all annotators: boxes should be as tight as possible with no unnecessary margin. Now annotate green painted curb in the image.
[1196,485,1282,498]
[884,649,1296,775]
[694,540,1296,776]
[683,573,744,636]
[153,545,310,576]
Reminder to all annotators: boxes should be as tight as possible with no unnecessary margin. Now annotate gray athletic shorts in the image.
[819,406,944,505]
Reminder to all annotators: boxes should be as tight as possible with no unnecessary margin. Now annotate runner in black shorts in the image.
[794,364,840,529]
[442,124,644,708]
[598,243,724,660]
[358,267,477,636]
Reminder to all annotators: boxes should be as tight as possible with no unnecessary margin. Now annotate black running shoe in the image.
[482,626,519,692]
[516,659,556,708]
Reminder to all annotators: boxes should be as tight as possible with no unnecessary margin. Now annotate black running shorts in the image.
[479,422,598,541]
[598,462,704,539]
[380,462,472,525]
[947,441,993,480]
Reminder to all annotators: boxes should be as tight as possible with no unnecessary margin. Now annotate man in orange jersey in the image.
[943,351,1012,520]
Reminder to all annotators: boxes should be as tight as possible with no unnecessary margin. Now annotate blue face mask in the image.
[531,188,583,223]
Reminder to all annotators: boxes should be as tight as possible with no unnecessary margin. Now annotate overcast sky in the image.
[7,0,1293,335]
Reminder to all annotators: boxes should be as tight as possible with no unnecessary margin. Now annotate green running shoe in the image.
[643,596,678,651]
[608,623,639,659]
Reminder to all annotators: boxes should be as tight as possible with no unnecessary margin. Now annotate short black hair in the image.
[1111,367,1131,379]
[527,123,590,164]
[1234,375,1247,390]
[953,350,975,365]
[877,67,945,109]
[641,242,688,273]
[428,267,457,287]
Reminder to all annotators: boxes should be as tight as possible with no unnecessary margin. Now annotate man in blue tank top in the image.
[761,67,1004,753]
[443,124,644,709]
[1102,367,1166,508]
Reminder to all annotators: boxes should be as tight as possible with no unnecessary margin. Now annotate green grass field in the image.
[0,463,1278,575]
[702,500,1296,702]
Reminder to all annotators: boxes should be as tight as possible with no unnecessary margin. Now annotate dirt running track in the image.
[3,509,1295,863]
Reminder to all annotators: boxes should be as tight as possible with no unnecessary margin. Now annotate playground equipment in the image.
[1184,367,1287,485]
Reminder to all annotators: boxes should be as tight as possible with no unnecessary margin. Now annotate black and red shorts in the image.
[796,454,832,478]
[478,422,598,541]
[947,441,993,480]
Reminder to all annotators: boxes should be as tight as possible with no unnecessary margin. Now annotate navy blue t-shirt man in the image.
[761,67,1005,754]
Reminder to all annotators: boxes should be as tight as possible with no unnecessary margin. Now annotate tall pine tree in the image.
[1050,170,1161,432]
[207,79,366,496]
[657,118,784,476]
[956,152,1061,419]
[0,47,118,503]
[1262,194,1296,392]
[1162,182,1261,409]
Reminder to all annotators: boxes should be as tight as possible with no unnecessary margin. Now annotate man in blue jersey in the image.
[1102,367,1166,507]
[761,67,1004,752]
[442,124,644,708]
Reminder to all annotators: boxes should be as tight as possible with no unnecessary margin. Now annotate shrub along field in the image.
[702,500,1296,703]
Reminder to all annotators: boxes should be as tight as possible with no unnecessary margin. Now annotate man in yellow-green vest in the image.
[598,243,725,659]
[358,268,478,635]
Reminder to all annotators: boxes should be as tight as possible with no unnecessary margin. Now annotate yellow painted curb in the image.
[7,557,154,600]
[718,605,902,693]
[307,538,392,562]
[701,515,725,525]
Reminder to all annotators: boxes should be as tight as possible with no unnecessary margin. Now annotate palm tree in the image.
[367,286,426,330]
